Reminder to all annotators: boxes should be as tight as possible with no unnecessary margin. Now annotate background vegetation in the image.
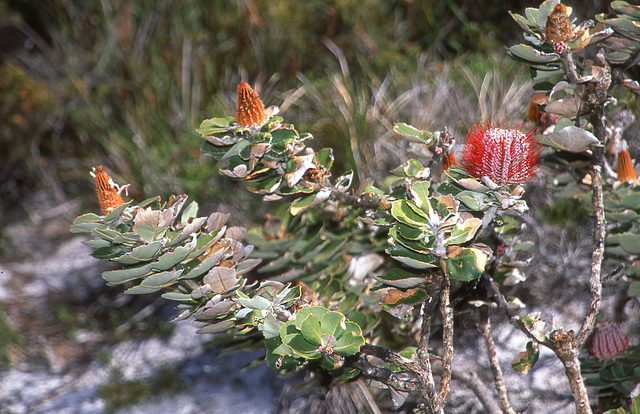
[0,0,611,226]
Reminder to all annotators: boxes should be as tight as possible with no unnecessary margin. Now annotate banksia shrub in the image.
[461,123,541,186]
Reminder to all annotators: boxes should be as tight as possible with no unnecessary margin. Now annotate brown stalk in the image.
[478,306,516,414]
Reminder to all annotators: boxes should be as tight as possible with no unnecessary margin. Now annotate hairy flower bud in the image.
[236,82,266,127]
[587,321,629,361]
[545,4,572,46]
[461,123,541,186]
[91,166,125,215]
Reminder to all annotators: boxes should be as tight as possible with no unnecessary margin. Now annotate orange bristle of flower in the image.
[236,82,266,127]
[461,122,541,186]
[92,166,124,215]
[442,152,459,171]
[616,143,637,183]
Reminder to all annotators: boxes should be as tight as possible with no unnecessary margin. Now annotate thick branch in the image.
[351,353,422,392]
[574,130,605,350]
[479,306,516,414]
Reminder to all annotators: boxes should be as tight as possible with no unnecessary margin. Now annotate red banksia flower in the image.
[587,321,629,361]
[616,141,637,183]
[461,122,541,186]
[91,166,125,215]
[236,82,266,127]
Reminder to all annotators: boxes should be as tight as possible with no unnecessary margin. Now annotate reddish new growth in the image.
[461,122,541,186]
[586,321,629,361]
[91,166,125,215]
[236,82,266,127]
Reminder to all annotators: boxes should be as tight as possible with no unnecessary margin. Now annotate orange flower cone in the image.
[91,166,125,215]
[236,82,266,127]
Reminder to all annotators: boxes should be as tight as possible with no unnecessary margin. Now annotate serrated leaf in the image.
[544,126,600,152]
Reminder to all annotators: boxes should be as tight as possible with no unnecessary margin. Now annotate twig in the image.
[438,267,453,405]
[417,289,444,414]
[478,306,516,414]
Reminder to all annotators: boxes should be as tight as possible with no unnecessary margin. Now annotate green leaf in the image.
[410,181,431,210]
[161,292,193,302]
[445,247,487,282]
[393,123,436,144]
[92,244,132,259]
[512,341,540,375]
[198,116,235,130]
[139,269,183,288]
[236,296,271,310]
[133,224,168,243]
[390,159,428,178]
[316,148,334,170]
[333,331,365,356]
[376,268,428,288]
[70,213,107,233]
[544,126,600,152]
[196,320,235,334]
[508,44,560,64]
[390,200,430,228]
[300,314,323,346]
[618,233,640,255]
[387,243,438,269]
[151,242,196,271]
[111,241,163,265]
[282,332,321,359]
[321,311,347,339]
[102,263,153,284]
[294,307,329,330]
